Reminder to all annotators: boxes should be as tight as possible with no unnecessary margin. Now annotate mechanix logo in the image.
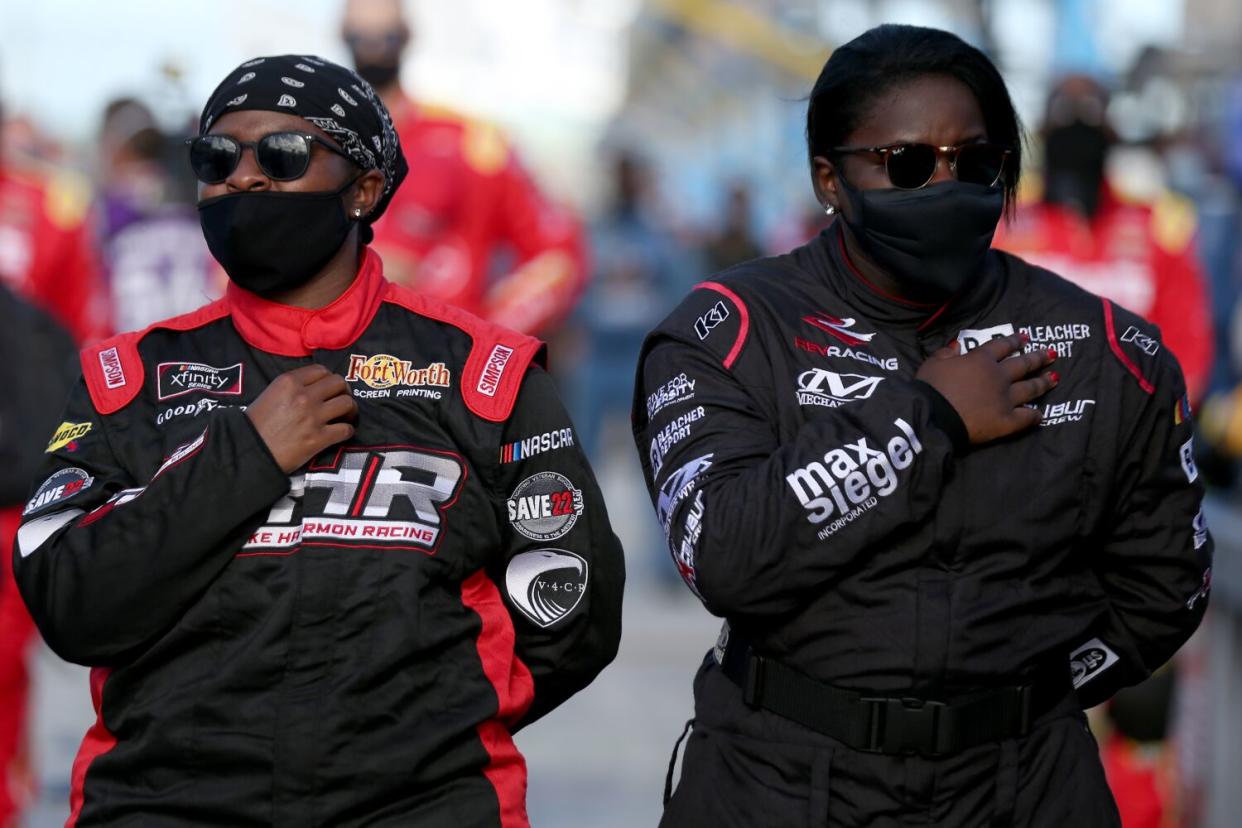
[785,418,922,539]
[1019,323,1091,359]
[802,313,876,347]
[242,446,465,554]
[99,347,126,389]
[23,468,94,517]
[957,323,1014,354]
[796,369,883,408]
[794,337,898,371]
[346,354,451,400]
[156,361,244,401]
[694,300,730,340]
[1120,326,1160,356]
[649,406,706,475]
[45,421,91,453]
[505,549,588,628]
[500,428,574,463]
[477,344,515,397]
[1037,399,1095,427]
[507,472,584,541]
[646,373,696,419]
[1069,638,1118,689]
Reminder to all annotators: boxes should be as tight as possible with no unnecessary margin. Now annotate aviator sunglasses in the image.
[186,132,356,184]
[830,141,1012,190]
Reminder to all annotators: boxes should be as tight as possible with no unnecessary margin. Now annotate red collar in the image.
[226,248,389,356]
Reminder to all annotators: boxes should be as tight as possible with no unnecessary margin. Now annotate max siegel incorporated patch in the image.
[506,471,584,541]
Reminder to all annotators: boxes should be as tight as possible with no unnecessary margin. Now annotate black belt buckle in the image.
[742,653,768,708]
[862,696,948,757]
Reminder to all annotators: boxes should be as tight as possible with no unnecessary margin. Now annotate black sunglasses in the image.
[185,132,357,184]
[829,142,1012,190]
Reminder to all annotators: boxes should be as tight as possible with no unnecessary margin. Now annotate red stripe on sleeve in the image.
[460,570,535,828]
[1102,299,1155,395]
[695,281,750,370]
[66,667,117,827]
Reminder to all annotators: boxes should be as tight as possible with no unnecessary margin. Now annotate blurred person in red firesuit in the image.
[340,0,587,337]
[0,95,108,828]
[994,75,1212,404]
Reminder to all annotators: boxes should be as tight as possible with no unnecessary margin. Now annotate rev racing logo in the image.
[796,368,883,408]
[785,418,923,540]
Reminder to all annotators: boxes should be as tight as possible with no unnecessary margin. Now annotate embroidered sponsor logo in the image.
[507,472,584,541]
[694,300,730,340]
[155,398,242,426]
[649,406,705,475]
[785,418,922,539]
[243,446,465,554]
[477,344,515,397]
[1036,399,1095,427]
[1187,568,1212,609]
[794,336,898,371]
[99,347,125,389]
[657,454,713,536]
[505,549,588,628]
[957,323,1015,354]
[672,489,707,596]
[45,421,92,453]
[1180,438,1198,483]
[1193,507,1209,551]
[1018,322,1091,359]
[796,369,884,408]
[646,373,696,419]
[1069,638,1119,689]
[23,467,94,517]
[346,354,451,391]
[1120,326,1160,356]
[802,313,876,347]
[500,428,574,463]
[156,361,244,401]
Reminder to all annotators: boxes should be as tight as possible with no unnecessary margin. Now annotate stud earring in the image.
[354,208,363,218]
[824,203,836,216]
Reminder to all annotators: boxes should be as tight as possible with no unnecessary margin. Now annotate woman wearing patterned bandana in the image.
[14,55,624,827]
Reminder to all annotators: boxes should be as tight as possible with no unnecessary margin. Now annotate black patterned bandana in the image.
[198,54,408,231]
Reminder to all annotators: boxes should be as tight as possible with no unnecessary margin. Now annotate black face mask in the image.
[838,175,1005,297]
[353,60,401,90]
[198,178,358,294]
[1044,120,1110,217]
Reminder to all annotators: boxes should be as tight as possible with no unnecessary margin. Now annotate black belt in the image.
[717,636,1069,758]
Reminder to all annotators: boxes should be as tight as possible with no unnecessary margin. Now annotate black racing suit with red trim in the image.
[13,249,624,828]
[632,224,1211,827]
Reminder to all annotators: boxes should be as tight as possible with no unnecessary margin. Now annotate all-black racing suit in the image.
[14,249,624,828]
[632,223,1210,827]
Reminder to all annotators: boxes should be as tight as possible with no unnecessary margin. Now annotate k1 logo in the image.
[242,445,465,554]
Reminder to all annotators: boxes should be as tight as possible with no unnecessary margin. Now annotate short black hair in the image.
[806,24,1024,210]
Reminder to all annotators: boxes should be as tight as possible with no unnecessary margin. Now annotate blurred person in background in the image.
[94,97,221,332]
[0,285,76,828]
[994,75,1213,403]
[573,150,692,590]
[700,181,763,273]
[13,54,622,827]
[0,104,109,345]
[634,25,1210,826]
[341,0,588,337]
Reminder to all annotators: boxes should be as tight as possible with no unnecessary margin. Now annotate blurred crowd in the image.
[4,1,1242,826]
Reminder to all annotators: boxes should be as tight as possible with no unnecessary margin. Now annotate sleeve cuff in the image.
[912,380,969,453]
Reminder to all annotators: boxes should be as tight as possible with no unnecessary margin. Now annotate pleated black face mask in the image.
[838,176,1005,297]
[198,177,358,295]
